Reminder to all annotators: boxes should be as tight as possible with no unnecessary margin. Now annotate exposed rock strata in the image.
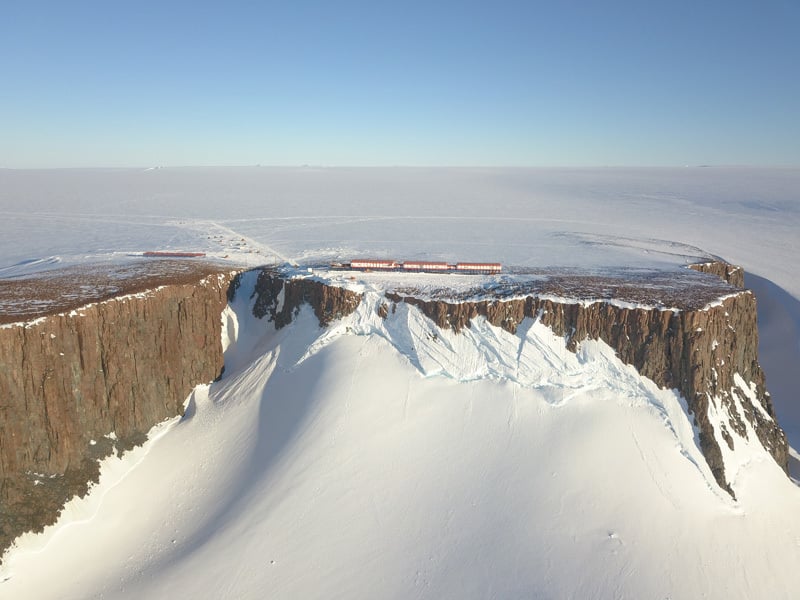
[0,268,236,558]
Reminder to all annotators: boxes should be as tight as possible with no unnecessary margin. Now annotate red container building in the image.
[350,259,399,270]
[402,261,450,271]
[455,262,502,273]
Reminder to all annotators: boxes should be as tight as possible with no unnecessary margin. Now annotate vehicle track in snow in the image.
[170,219,296,266]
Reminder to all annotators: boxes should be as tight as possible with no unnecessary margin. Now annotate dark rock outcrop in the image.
[689,261,745,288]
[246,269,363,328]
[0,269,236,559]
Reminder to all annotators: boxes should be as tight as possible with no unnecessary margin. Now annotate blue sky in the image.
[2,1,798,167]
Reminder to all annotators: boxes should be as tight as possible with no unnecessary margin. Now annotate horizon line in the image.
[2,163,799,171]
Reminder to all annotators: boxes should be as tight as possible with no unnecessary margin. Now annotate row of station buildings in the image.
[336,259,502,274]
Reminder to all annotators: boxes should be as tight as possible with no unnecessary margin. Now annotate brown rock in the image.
[387,283,786,497]
[246,269,363,328]
[0,270,236,559]
[689,260,745,288]
[0,260,783,560]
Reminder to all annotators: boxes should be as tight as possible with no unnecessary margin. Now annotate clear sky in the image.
[2,0,798,168]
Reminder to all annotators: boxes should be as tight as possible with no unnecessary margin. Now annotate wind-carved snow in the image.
[220,305,238,354]
[0,255,62,277]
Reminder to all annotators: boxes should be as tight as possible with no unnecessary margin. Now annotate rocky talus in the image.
[0,266,236,559]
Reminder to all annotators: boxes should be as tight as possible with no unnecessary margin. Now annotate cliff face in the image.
[688,261,745,287]
[0,261,785,559]
[246,269,363,328]
[242,264,786,497]
[0,270,235,557]
[383,268,786,496]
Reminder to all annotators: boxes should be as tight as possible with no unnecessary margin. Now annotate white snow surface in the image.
[2,167,800,598]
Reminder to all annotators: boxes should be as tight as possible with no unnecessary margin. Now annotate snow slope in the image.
[3,274,800,599]
[1,167,800,597]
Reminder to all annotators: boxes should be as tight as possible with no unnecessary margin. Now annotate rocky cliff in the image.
[244,269,363,328]
[0,259,786,559]
[383,268,786,497]
[688,260,745,287]
[245,263,787,498]
[0,263,236,558]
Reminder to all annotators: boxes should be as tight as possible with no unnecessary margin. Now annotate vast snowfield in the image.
[1,167,799,598]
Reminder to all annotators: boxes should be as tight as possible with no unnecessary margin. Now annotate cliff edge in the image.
[246,262,788,497]
[0,258,787,560]
[0,261,237,559]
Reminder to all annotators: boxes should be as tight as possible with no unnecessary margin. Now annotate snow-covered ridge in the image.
[312,290,783,498]
[238,284,726,490]
[0,257,786,583]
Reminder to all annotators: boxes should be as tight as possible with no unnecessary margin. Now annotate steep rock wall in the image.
[1,261,784,559]
[241,264,786,497]
[384,286,786,496]
[689,261,745,287]
[245,269,363,328]
[0,271,235,557]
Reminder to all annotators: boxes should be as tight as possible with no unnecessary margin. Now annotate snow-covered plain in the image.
[1,167,800,598]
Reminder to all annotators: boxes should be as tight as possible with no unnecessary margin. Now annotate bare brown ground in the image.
[1,260,742,326]
[0,259,237,325]
[387,265,742,311]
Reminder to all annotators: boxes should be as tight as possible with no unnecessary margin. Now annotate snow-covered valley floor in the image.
[1,166,799,598]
